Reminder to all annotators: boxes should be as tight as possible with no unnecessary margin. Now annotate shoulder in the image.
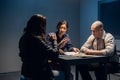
[87,35,95,41]
[105,33,114,40]
[63,33,70,38]
[106,33,114,37]
[104,33,115,44]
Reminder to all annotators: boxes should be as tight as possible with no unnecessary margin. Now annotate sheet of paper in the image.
[74,53,103,57]
[64,52,102,57]
[64,52,79,55]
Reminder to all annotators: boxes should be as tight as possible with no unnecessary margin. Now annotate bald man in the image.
[81,20,115,56]
[78,21,115,80]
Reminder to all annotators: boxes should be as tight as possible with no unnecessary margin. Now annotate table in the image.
[58,54,109,80]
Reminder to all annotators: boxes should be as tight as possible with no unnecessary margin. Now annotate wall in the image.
[0,0,80,73]
[1,0,119,74]
[79,0,120,51]
[80,0,100,46]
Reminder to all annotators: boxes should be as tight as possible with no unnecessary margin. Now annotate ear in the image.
[100,28,103,31]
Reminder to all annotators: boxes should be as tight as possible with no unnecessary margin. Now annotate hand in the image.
[58,37,70,48]
[72,48,80,53]
[61,37,70,44]
[83,48,90,54]
[85,49,102,55]
[83,48,93,55]
[49,33,57,41]
[58,49,64,55]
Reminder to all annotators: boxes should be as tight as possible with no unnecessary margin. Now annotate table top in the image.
[58,54,109,65]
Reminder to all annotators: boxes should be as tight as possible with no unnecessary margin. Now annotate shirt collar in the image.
[101,30,106,39]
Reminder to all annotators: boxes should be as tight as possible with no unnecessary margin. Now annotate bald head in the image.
[91,21,104,38]
[91,21,104,30]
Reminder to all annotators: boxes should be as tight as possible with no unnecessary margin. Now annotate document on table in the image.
[64,52,79,55]
[64,52,101,57]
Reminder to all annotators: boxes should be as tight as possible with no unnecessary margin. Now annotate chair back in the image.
[107,45,120,73]
[109,45,119,63]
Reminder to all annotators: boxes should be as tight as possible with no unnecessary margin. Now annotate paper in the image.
[74,53,102,57]
[64,52,101,57]
[64,52,79,56]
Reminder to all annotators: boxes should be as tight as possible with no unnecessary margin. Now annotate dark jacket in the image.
[46,31,74,52]
[19,33,58,80]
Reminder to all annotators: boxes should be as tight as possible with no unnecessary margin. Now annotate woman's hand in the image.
[58,37,70,48]
[60,37,69,44]
[58,49,64,55]
[49,33,57,41]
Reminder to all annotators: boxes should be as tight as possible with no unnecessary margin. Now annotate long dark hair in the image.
[24,14,46,39]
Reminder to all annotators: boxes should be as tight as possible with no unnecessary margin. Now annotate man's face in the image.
[91,25,103,39]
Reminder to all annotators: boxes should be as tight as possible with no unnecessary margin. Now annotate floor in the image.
[0,71,120,80]
[0,71,20,80]
[108,74,120,80]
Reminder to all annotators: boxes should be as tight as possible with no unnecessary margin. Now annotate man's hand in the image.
[83,48,92,55]
[72,48,80,53]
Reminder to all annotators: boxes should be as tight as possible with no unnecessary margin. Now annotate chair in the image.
[107,50,120,80]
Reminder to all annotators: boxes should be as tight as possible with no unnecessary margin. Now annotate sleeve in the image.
[46,32,58,49]
[46,33,54,48]
[80,35,95,52]
[65,34,74,51]
[101,33,115,56]
[36,36,59,58]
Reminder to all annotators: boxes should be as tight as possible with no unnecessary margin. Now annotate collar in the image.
[101,30,106,39]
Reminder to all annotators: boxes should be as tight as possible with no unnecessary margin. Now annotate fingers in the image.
[49,33,57,41]
[58,49,64,55]
[73,48,80,53]
[61,37,69,44]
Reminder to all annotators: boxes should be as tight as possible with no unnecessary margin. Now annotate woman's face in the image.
[58,24,67,36]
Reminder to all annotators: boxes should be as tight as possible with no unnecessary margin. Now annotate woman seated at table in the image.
[46,20,79,80]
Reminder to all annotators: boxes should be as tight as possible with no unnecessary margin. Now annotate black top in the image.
[46,31,74,52]
[19,33,58,80]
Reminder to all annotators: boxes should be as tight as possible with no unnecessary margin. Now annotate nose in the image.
[60,28,64,31]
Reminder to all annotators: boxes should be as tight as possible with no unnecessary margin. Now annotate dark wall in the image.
[0,0,80,73]
[98,0,120,39]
